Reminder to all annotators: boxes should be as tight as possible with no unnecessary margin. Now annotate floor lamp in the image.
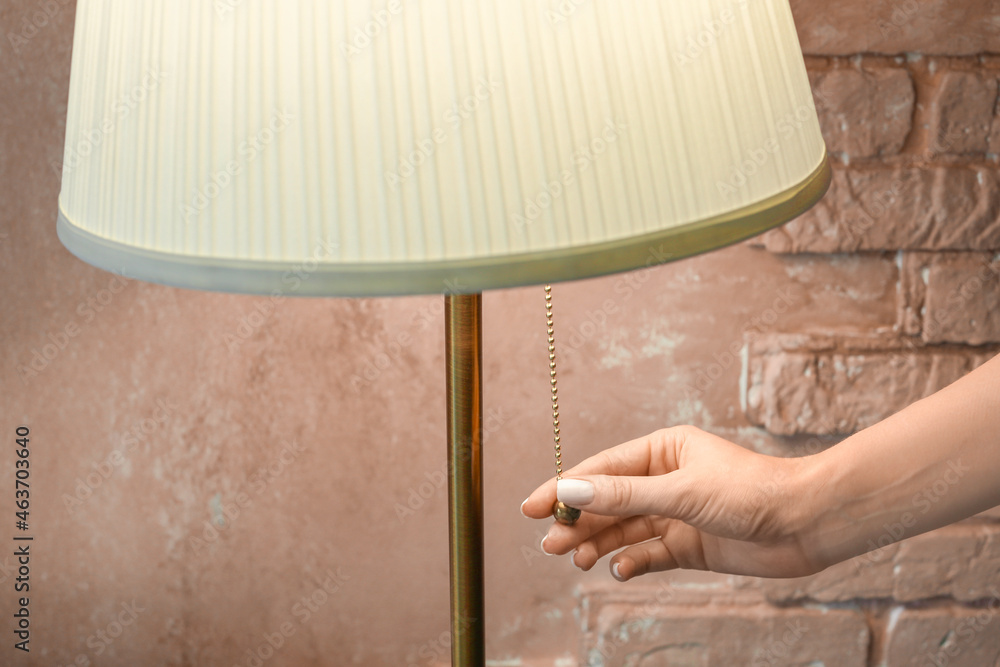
[55,1,830,664]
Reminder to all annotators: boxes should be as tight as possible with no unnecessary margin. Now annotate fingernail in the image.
[612,562,624,582]
[572,550,580,568]
[520,498,529,518]
[540,535,554,556]
[557,479,595,505]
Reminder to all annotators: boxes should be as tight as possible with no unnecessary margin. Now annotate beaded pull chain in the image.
[545,285,582,526]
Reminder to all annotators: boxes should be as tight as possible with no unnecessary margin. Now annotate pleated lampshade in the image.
[56,0,830,296]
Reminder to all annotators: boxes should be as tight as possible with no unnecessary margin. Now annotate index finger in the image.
[520,427,684,519]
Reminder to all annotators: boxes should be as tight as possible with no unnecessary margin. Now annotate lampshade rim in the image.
[56,150,831,297]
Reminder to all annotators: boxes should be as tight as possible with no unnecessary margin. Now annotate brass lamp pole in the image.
[445,294,485,664]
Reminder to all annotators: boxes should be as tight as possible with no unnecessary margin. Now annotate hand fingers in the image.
[521,427,688,519]
[556,471,697,521]
[540,512,623,556]
[573,515,659,570]
[610,537,682,582]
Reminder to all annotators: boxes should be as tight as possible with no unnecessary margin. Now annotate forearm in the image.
[798,353,1000,569]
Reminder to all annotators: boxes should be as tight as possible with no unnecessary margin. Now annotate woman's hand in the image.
[521,426,828,582]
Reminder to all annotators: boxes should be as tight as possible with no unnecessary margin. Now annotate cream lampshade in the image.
[57,0,828,297]
[55,1,829,664]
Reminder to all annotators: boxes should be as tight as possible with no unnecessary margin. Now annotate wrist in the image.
[781,446,853,572]
[789,431,899,571]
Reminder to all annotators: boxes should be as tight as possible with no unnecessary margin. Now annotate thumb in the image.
[557,472,691,518]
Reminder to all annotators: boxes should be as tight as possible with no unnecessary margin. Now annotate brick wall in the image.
[579,5,1000,665]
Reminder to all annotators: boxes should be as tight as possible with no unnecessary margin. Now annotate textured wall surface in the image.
[1,1,999,666]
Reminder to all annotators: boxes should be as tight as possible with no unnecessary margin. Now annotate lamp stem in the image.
[444,293,485,666]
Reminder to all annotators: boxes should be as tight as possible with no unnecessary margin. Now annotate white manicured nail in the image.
[557,479,595,505]
[612,562,624,581]
[520,498,529,518]
[540,535,554,556]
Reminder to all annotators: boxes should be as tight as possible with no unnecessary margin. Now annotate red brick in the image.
[921,253,1000,345]
[762,547,897,603]
[898,252,929,337]
[763,525,1000,604]
[580,585,869,667]
[743,334,998,435]
[901,251,1000,345]
[756,167,1000,253]
[898,252,1000,345]
[791,0,1000,56]
[925,71,1000,156]
[773,253,899,331]
[990,117,1000,157]
[810,66,914,158]
[894,526,1000,603]
[885,606,1000,666]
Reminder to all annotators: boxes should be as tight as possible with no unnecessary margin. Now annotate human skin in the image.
[521,353,1000,582]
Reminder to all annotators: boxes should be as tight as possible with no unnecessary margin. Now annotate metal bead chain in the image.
[544,285,563,480]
